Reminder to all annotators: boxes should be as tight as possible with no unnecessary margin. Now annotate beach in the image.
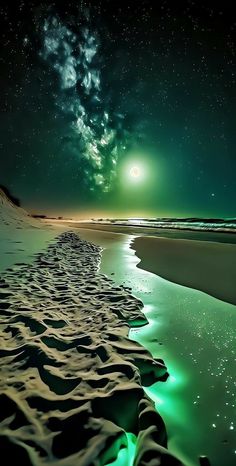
[131,236,236,305]
[0,190,185,466]
[50,220,236,244]
[0,231,181,465]
[1,190,236,465]
[61,220,236,305]
[2,2,235,465]
[71,223,236,466]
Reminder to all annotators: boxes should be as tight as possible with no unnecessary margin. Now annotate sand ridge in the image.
[0,188,63,272]
[0,232,184,465]
[0,187,38,227]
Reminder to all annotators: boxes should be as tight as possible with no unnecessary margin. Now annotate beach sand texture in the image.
[0,188,62,272]
[0,229,185,465]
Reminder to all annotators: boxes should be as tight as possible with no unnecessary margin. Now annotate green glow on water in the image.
[105,433,136,466]
[95,234,236,466]
[145,372,188,424]
[131,316,196,465]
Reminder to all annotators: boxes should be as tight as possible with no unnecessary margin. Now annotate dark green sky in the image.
[1,0,236,217]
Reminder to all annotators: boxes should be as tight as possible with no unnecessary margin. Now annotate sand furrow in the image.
[0,232,183,465]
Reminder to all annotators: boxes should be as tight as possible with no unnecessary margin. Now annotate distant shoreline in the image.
[42,218,236,232]
[43,219,236,245]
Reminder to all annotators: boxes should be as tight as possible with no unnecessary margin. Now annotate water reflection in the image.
[105,433,136,466]
[99,234,236,466]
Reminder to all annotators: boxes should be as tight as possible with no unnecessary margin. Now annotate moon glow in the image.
[129,166,141,178]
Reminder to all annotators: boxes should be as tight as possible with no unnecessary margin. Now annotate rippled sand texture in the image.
[0,232,183,466]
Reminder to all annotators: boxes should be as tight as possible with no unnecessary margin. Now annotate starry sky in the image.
[1,0,236,218]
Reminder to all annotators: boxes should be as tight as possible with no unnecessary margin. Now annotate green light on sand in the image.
[105,433,136,466]
[145,361,188,422]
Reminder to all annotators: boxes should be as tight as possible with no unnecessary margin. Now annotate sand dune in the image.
[0,187,36,226]
[0,231,184,465]
[0,188,62,272]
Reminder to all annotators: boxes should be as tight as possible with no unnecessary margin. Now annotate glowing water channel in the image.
[105,433,136,466]
[97,234,236,466]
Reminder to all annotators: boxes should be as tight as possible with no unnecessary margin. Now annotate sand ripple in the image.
[0,232,183,465]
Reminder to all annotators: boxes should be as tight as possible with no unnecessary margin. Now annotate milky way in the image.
[39,9,128,192]
[1,1,236,215]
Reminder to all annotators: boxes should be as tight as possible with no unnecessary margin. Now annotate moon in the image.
[129,166,141,178]
[122,159,147,186]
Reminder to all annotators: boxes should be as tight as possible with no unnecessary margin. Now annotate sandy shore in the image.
[131,236,236,306]
[0,231,183,465]
[53,221,236,305]
[49,220,236,244]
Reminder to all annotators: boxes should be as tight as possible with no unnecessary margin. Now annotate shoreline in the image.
[131,235,236,306]
[0,231,184,465]
[51,221,236,306]
[91,228,236,466]
[43,220,236,245]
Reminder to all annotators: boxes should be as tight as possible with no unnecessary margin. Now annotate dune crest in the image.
[0,187,34,226]
[0,188,62,272]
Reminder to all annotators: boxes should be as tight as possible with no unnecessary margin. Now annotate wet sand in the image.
[40,222,236,465]
[3,190,175,465]
[0,231,183,466]
[93,233,236,466]
[50,220,236,244]
[2,193,235,465]
[131,236,236,305]
[56,220,236,305]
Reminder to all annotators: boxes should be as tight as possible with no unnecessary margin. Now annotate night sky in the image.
[1,0,236,217]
